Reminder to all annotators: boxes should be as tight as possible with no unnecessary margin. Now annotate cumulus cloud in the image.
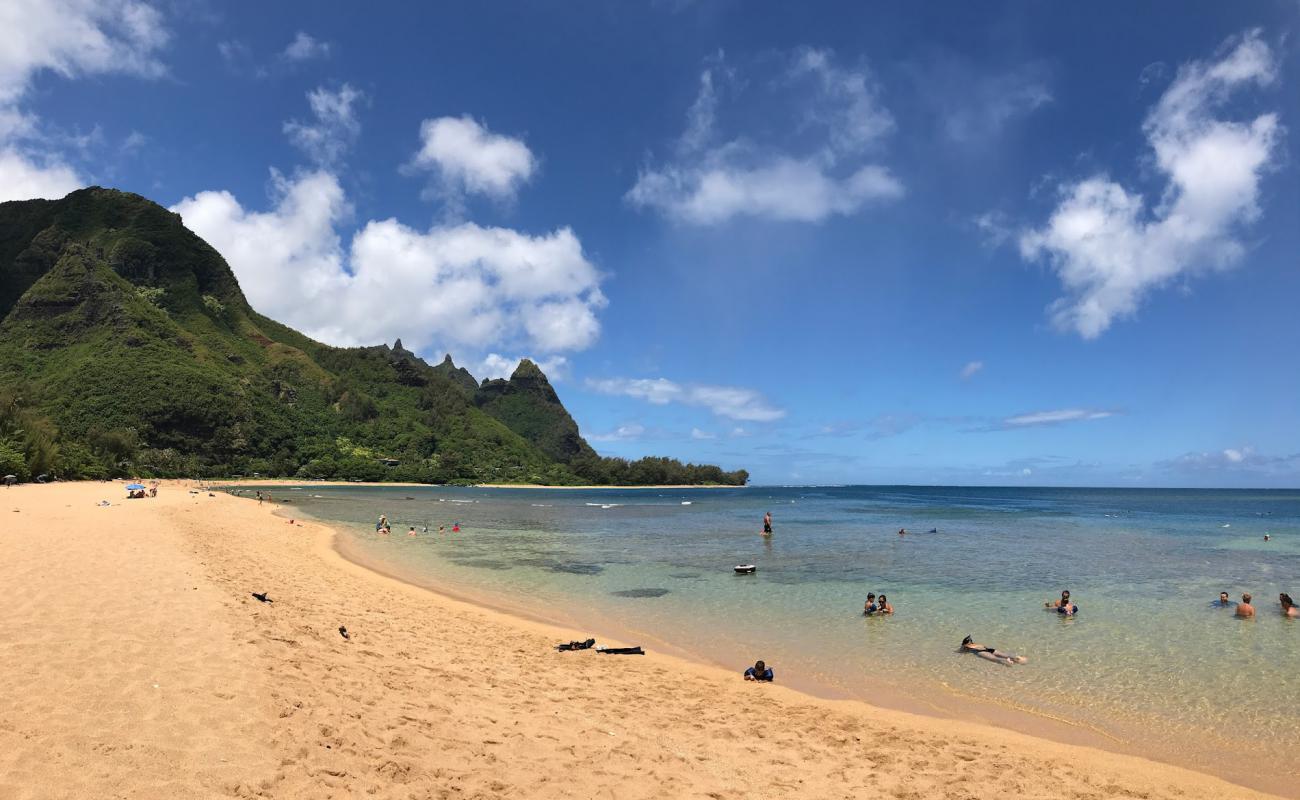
[281,32,330,62]
[1160,446,1300,477]
[172,169,606,355]
[627,48,902,225]
[960,360,984,380]
[586,377,785,422]
[1002,408,1114,427]
[478,353,569,382]
[0,0,169,201]
[283,84,364,167]
[588,423,646,443]
[1020,30,1282,338]
[690,428,716,440]
[408,115,536,202]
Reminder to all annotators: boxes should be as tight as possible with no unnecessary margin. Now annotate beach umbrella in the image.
[2,475,16,486]
[125,483,146,490]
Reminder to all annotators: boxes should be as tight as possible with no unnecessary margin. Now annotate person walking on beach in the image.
[762,511,773,535]
[1236,593,1255,619]
[1280,593,1298,618]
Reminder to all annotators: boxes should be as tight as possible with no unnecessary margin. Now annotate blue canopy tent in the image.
[125,483,146,490]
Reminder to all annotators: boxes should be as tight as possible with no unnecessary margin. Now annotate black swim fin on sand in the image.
[597,646,644,655]
[251,592,272,603]
[556,638,596,652]
[338,626,350,640]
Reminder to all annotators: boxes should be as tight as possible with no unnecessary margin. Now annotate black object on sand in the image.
[338,626,350,640]
[251,592,273,603]
[556,638,596,652]
[597,646,645,655]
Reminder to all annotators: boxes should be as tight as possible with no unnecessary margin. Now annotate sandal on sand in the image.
[555,638,596,652]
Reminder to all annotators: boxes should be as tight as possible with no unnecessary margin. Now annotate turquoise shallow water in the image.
[256,484,1300,791]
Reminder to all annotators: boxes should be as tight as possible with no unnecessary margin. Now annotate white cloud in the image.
[409,115,536,202]
[960,360,984,380]
[479,353,569,382]
[0,148,81,202]
[586,377,785,422]
[281,32,330,62]
[1003,408,1114,427]
[172,169,606,356]
[283,84,364,167]
[627,48,902,225]
[0,0,169,200]
[588,424,645,443]
[1161,446,1300,476]
[690,427,716,440]
[1020,30,1282,338]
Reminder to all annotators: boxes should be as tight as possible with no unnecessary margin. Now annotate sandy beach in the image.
[0,481,1284,800]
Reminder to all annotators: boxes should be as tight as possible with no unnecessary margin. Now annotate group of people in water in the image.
[1216,590,1298,618]
[374,514,460,536]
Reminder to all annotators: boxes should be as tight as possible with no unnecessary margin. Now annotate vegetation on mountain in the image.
[0,188,748,486]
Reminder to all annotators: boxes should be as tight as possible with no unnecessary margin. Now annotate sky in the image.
[2,1,1298,487]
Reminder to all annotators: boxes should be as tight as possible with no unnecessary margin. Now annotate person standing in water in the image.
[1236,593,1255,619]
[762,511,773,535]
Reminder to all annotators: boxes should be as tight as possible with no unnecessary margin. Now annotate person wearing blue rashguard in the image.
[744,660,774,682]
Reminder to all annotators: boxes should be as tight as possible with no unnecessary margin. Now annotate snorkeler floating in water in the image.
[960,635,1027,666]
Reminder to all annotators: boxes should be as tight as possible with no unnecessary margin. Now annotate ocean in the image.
[256,483,1300,792]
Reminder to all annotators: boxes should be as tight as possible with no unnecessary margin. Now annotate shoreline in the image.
[323,509,1292,797]
[1,481,1285,799]
[209,479,743,490]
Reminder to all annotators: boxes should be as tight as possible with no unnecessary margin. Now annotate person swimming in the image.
[960,635,1027,665]
[1045,590,1071,609]
[863,593,877,615]
[408,526,417,536]
[1215,591,1234,608]
[743,660,774,682]
[876,593,893,615]
[1280,593,1298,619]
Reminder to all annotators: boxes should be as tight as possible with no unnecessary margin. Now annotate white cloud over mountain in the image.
[586,377,785,422]
[0,0,168,201]
[627,48,902,224]
[174,169,605,356]
[1020,30,1282,339]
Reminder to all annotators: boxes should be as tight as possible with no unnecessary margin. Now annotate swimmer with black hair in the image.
[960,635,1027,666]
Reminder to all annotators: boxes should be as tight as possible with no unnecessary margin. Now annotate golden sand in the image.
[0,482,1282,799]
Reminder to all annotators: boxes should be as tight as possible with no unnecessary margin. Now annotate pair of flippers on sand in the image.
[251,591,350,640]
[555,638,644,655]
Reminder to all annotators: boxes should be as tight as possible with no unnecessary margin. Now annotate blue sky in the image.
[3,1,1298,487]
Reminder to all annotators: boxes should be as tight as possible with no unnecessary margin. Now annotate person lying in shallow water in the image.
[743,660,774,681]
[960,635,1028,665]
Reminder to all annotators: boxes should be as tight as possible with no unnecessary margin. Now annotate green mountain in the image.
[0,187,748,486]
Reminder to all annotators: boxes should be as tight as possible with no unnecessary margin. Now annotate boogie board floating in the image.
[734,564,757,574]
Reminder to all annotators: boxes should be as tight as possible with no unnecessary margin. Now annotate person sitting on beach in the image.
[876,593,894,615]
[863,593,878,615]
[1216,591,1234,608]
[744,660,774,682]
[960,635,1027,665]
[762,511,773,535]
[1236,593,1255,618]
[1280,593,1298,619]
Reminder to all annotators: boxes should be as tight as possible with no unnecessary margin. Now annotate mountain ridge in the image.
[0,187,748,487]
